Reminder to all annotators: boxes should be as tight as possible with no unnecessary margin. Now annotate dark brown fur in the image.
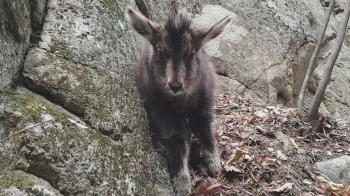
[126,7,232,196]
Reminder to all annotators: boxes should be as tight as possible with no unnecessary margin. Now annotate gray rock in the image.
[216,75,264,102]
[20,0,175,194]
[316,156,350,184]
[0,0,31,89]
[194,0,350,122]
[30,0,48,31]
[0,88,172,195]
[0,170,64,196]
[0,0,49,89]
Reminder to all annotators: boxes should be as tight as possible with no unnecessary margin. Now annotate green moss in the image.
[50,38,75,61]
[0,170,63,196]
[0,171,37,190]
[100,0,122,15]
[0,90,67,123]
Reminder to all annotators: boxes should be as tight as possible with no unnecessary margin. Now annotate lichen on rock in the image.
[0,170,64,196]
[0,87,172,195]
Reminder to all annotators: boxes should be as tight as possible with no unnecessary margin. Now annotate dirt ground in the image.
[189,93,350,196]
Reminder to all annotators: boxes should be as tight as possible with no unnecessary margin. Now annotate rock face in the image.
[1,0,177,195]
[0,0,31,88]
[196,0,350,121]
[0,0,47,89]
[316,156,350,184]
[0,87,171,195]
[0,170,64,196]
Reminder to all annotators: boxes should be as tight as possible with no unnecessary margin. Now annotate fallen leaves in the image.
[189,93,350,195]
[316,176,350,195]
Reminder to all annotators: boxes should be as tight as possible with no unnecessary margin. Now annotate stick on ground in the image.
[0,119,53,143]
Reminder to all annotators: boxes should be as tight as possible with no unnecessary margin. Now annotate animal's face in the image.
[125,7,232,96]
[151,18,200,96]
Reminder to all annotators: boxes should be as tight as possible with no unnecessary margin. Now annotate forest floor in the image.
[189,93,350,196]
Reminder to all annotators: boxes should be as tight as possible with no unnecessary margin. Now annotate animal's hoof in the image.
[208,159,222,177]
[204,150,222,177]
[173,173,191,196]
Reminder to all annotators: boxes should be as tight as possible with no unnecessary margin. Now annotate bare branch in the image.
[297,0,335,119]
[0,119,53,143]
[308,0,350,121]
[0,67,14,76]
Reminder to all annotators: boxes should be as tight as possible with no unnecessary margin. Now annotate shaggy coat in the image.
[125,7,232,196]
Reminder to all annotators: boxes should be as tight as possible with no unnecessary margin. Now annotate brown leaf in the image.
[214,132,220,140]
[250,114,260,122]
[207,183,223,193]
[267,183,293,193]
[260,155,277,167]
[191,180,222,196]
[224,164,242,173]
[225,149,245,165]
[229,131,241,138]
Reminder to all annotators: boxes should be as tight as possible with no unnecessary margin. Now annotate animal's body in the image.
[125,7,232,196]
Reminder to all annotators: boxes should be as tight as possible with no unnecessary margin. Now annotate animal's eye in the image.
[157,51,166,61]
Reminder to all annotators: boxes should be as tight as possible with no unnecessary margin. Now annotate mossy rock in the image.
[0,170,63,196]
[0,88,171,195]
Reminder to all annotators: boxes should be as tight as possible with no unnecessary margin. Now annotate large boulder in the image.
[316,156,350,184]
[195,0,350,121]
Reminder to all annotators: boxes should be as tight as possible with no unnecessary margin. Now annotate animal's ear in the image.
[125,6,162,41]
[199,15,233,46]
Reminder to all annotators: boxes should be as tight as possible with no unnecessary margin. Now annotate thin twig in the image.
[0,69,7,76]
[303,166,315,180]
[0,119,53,143]
[0,67,14,76]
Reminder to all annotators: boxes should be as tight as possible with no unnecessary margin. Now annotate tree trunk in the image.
[308,0,350,122]
[297,0,335,119]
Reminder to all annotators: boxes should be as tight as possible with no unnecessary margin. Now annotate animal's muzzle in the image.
[168,81,184,93]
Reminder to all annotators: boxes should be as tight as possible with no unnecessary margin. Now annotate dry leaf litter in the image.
[189,93,350,196]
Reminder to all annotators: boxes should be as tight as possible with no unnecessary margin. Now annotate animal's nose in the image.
[169,82,183,93]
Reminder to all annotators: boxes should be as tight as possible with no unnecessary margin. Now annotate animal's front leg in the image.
[189,111,222,177]
[163,135,191,196]
[148,107,192,196]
